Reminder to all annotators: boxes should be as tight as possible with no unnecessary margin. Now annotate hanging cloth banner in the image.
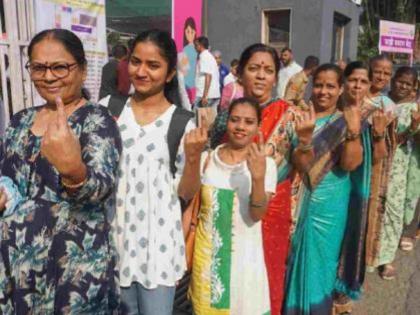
[35,0,108,101]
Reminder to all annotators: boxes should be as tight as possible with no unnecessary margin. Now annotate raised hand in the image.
[247,132,266,180]
[343,95,362,134]
[0,188,6,212]
[295,104,316,144]
[197,107,213,131]
[184,125,208,163]
[372,109,393,136]
[410,103,420,131]
[40,97,84,177]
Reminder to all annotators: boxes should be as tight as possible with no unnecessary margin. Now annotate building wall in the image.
[207,0,361,66]
[319,0,361,63]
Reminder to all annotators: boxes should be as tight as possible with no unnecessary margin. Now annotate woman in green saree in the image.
[334,61,394,314]
[282,63,375,314]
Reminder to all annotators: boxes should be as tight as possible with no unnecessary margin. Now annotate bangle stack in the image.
[345,130,360,141]
[296,142,313,152]
[373,132,386,141]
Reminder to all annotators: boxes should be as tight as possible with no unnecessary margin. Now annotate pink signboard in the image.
[379,20,415,54]
[172,0,203,101]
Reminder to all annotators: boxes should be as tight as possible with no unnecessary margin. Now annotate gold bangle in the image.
[297,142,313,152]
[373,133,386,141]
[345,130,360,141]
[61,177,86,189]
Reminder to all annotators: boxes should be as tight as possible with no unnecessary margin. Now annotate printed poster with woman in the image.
[172,0,203,104]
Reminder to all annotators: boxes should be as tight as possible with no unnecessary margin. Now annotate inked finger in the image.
[197,111,202,128]
[248,143,258,156]
[309,103,316,120]
[199,126,208,139]
[56,97,68,129]
[257,131,264,149]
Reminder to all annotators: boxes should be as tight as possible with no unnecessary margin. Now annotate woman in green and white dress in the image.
[189,97,277,315]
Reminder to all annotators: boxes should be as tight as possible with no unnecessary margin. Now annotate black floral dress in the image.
[0,103,122,314]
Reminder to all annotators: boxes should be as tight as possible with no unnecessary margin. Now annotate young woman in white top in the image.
[189,97,277,314]
[104,30,207,315]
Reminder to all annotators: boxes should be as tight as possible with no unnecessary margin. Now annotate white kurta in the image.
[112,100,195,289]
[191,146,277,314]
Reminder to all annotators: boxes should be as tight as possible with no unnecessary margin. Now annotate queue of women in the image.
[0,27,418,315]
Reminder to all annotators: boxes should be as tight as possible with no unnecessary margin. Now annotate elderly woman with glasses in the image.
[0,29,121,313]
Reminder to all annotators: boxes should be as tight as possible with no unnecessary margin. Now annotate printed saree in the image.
[365,117,398,268]
[282,104,375,314]
[260,100,292,315]
[377,101,420,266]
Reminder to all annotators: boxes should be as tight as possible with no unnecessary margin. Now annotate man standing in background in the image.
[116,38,135,97]
[213,50,229,92]
[276,48,302,99]
[98,44,128,100]
[194,36,220,123]
[284,55,319,110]
[223,59,239,86]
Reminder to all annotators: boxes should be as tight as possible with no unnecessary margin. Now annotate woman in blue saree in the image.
[281,64,375,315]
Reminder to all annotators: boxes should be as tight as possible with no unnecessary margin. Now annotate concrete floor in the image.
[353,242,420,315]
[173,242,420,315]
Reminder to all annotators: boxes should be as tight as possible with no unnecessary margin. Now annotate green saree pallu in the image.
[282,106,374,315]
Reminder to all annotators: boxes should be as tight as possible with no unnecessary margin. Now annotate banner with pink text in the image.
[379,20,415,55]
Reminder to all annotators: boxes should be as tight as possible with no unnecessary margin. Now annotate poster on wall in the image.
[379,20,415,58]
[35,0,107,101]
[172,0,202,103]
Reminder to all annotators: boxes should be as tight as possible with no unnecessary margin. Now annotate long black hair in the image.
[28,28,90,99]
[130,29,181,105]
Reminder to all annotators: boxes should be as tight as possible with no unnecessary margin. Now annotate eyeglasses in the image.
[25,62,78,79]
